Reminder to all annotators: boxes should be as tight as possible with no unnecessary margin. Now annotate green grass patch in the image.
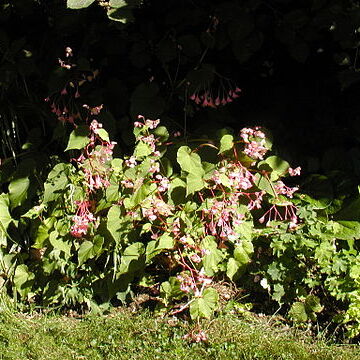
[0,307,359,360]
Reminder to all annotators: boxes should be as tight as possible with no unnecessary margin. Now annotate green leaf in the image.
[177,146,204,176]
[333,221,360,241]
[234,241,253,265]
[43,163,71,203]
[160,277,184,302]
[153,125,169,143]
[65,125,89,151]
[305,295,323,314]
[219,134,234,154]
[67,0,96,9]
[134,142,152,157]
[14,264,34,298]
[254,173,276,196]
[8,176,30,209]
[49,231,71,256]
[168,178,186,205]
[226,258,241,281]
[190,287,219,319]
[235,221,253,241]
[96,128,110,142]
[186,173,205,196]
[259,156,290,181]
[0,194,12,232]
[109,0,126,8]
[78,241,94,265]
[78,236,103,266]
[130,185,150,207]
[201,236,225,276]
[272,283,285,303]
[107,205,122,243]
[289,302,308,322]
[119,242,145,274]
[146,234,174,262]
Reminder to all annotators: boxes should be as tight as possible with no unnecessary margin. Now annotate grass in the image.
[0,304,360,360]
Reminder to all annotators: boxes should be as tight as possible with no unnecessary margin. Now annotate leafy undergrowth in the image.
[0,306,359,360]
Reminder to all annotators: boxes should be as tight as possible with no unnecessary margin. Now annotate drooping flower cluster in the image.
[274,180,298,198]
[70,200,96,238]
[76,119,116,192]
[176,270,212,297]
[189,85,241,108]
[46,47,99,125]
[202,198,245,241]
[259,203,298,228]
[69,114,116,237]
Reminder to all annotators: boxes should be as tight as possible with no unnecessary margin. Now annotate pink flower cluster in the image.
[141,198,174,221]
[202,199,245,241]
[288,166,301,176]
[46,99,79,124]
[77,119,116,192]
[155,174,170,192]
[211,162,254,190]
[189,86,241,108]
[134,115,160,129]
[240,127,268,160]
[274,180,298,198]
[176,270,212,296]
[70,200,96,238]
[259,203,298,227]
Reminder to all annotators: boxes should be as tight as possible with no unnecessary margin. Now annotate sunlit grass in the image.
[0,304,359,360]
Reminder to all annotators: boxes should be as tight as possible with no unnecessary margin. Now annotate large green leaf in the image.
[177,146,204,176]
[119,242,145,274]
[186,173,205,196]
[0,194,12,232]
[146,234,174,262]
[96,128,110,142]
[78,236,104,265]
[254,173,276,196]
[226,258,241,281]
[201,236,225,276]
[67,0,96,9]
[190,287,219,319]
[234,240,253,265]
[289,302,308,322]
[43,163,71,203]
[259,156,290,181]
[109,0,127,8]
[219,134,234,154]
[134,142,152,157]
[8,176,30,209]
[107,205,123,243]
[332,221,360,241]
[49,230,71,256]
[13,264,34,298]
[65,125,89,151]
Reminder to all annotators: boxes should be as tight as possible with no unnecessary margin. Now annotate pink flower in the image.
[145,118,160,129]
[288,167,301,176]
[125,156,137,168]
[70,200,96,238]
